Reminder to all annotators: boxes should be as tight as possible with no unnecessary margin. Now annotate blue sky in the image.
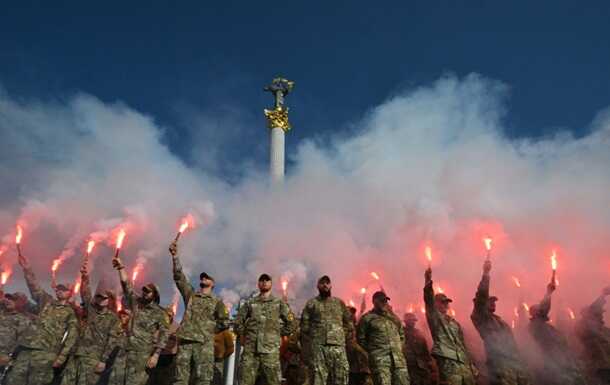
[1,0,609,178]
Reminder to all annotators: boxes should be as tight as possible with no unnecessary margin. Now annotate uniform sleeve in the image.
[172,255,194,305]
[80,267,92,307]
[280,300,296,337]
[154,309,171,351]
[537,292,552,319]
[471,272,490,325]
[234,301,249,337]
[215,299,230,332]
[300,300,311,339]
[356,315,368,351]
[423,281,440,331]
[23,264,53,306]
[56,311,79,364]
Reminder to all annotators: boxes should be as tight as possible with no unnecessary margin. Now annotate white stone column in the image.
[270,127,285,183]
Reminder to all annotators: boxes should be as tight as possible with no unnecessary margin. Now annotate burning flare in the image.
[15,225,23,244]
[425,246,432,263]
[360,287,366,295]
[1,270,12,285]
[179,221,189,234]
[349,300,356,307]
[511,276,521,288]
[281,280,288,292]
[86,240,95,254]
[513,307,519,318]
[131,267,140,283]
[51,259,61,273]
[116,229,126,250]
[551,250,558,271]
[483,236,493,251]
[511,319,516,329]
[73,280,81,295]
[567,307,575,320]
[370,272,380,281]
[436,285,444,294]
[116,300,123,312]
[522,303,530,312]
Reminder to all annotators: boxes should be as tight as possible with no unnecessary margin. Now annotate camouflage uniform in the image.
[282,327,308,385]
[60,268,121,385]
[423,281,475,385]
[0,308,31,366]
[575,294,610,384]
[5,265,79,385]
[403,324,435,385]
[172,256,229,385]
[357,309,410,385]
[300,296,353,385]
[234,293,296,385]
[106,323,129,385]
[470,270,530,385]
[528,292,586,385]
[120,281,170,385]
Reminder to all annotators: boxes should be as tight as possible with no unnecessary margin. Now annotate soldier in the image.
[169,241,229,385]
[106,308,131,385]
[213,326,235,385]
[347,306,372,385]
[300,275,353,385]
[60,258,121,385]
[423,267,476,385]
[357,291,410,385]
[5,251,79,385]
[403,313,436,385]
[575,286,610,384]
[528,281,586,385]
[0,293,32,371]
[148,306,179,385]
[112,253,170,385]
[234,274,296,385]
[470,260,530,385]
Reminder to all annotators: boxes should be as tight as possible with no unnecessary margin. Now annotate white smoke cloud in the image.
[1,74,609,348]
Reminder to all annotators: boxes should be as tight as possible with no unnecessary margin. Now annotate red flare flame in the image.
[1,270,11,285]
[73,280,81,295]
[281,280,288,292]
[117,300,123,312]
[436,285,444,294]
[567,308,575,320]
[513,307,519,318]
[360,287,366,295]
[483,236,493,251]
[15,225,23,245]
[51,259,61,273]
[449,309,456,317]
[87,240,95,254]
[131,269,139,283]
[370,272,380,280]
[551,250,558,271]
[511,319,516,329]
[408,303,414,313]
[172,301,178,316]
[511,276,521,288]
[349,300,356,307]
[425,246,432,262]
[179,221,189,234]
[420,304,426,314]
[522,303,530,312]
[116,229,126,250]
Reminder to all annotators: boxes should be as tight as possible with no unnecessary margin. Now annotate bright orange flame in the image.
[172,301,178,316]
[551,250,558,270]
[522,303,530,312]
[425,246,432,262]
[408,303,414,313]
[179,221,189,234]
[73,280,81,295]
[117,300,123,312]
[370,272,380,280]
[483,237,493,251]
[567,308,575,320]
[513,307,519,318]
[349,300,356,307]
[116,229,126,250]
[420,304,426,314]
[281,280,288,292]
[87,240,95,254]
[51,259,61,272]
[511,276,521,288]
[131,268,139,283]
[15,225,23,244]
[436,285,444,294]
[1,270,11,285]
[449,309,456,317]
[511,319,515,329]
[360,287,366,294]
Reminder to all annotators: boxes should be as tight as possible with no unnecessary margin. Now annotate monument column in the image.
[264,77,294,183]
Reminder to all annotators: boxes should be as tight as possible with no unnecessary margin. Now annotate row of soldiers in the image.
[1,241,610,385]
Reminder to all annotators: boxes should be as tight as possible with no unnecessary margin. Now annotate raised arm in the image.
[472,260,491,321]
[80,256,92,306]
[537,282,556,319]
[423,267,435,309]
[169,242,193,303]
[112,255,135,308]
[18,252,52,306]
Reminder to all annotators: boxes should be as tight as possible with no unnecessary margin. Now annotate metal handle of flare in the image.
[551,270,556,285]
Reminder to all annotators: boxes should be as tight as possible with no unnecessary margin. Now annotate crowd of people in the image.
[1,241,610,385]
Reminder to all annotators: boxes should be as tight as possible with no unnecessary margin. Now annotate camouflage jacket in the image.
[404,326,434,374]
[121,279,170,353]
[471,272,523,367]
[73,270,121,361]
[357,309,406,369]
[18,264,79,364]
[300,296,353,348]
[0,311,31,359]
[172,256,229,343]
[575,295,610,371]
[424,281,471,364]
[234,293,296,354]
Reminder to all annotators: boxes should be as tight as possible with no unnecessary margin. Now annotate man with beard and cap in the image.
[470,259,530,385]
[169,241,229,385]
[423,267,476,385]
[4,252,79,385]
[403,312,436,385]
[357,291,410,385]
[234,273,296,385]
[300,275,354,385]
[576,286,610,384]
[527,280,586,385]
[0,292,32,374]
[112,253,170,385]
[60,258,121,385]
